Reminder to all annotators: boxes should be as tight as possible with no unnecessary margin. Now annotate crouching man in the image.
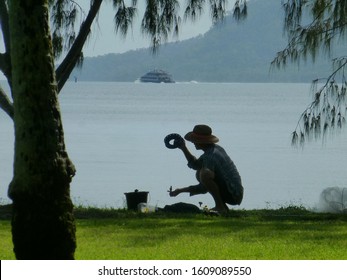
[169,124,244,213]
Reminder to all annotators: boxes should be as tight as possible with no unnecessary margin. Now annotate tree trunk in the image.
[8,0,76,259]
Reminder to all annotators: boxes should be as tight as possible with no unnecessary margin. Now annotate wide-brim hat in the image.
[184,124,219,144]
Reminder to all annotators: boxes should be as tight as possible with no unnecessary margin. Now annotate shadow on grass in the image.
[2,204,347,259]
[73,205,347,251]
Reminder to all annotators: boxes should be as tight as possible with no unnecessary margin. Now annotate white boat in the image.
[140,69,175,83]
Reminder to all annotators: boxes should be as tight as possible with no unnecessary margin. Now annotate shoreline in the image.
[1,203,346,220]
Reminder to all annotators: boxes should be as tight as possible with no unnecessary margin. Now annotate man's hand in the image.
[168,186,181,197]
[174,137,185,150]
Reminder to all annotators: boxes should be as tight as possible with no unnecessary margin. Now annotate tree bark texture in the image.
[8,0,76,259]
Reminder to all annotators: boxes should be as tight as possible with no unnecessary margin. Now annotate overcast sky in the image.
[0,0,238,71]
[0,0,228,80]
[79,0,224,57]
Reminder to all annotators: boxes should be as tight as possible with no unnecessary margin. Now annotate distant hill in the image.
[70,0,338,83]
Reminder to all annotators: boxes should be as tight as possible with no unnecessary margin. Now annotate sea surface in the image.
[1,82,346,210]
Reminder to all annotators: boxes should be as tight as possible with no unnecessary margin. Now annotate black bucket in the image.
[124,190,149,210]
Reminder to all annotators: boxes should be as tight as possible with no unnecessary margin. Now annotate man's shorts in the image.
[221,183,244,205]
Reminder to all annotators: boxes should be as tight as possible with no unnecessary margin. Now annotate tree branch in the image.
[0,51,11,81]
[0,0,12,84]
[0,85,13,119]
[0,0,10,52]
[55,0,103,93]
[0,52,7,72]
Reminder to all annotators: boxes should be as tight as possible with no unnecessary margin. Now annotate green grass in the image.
[1,206,347,260]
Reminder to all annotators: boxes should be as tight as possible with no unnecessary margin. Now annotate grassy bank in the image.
[1,205,347,260]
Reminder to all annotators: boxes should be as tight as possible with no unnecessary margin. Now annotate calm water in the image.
[1,82,346,209]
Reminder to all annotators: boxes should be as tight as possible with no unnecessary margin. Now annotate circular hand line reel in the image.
[164,133,184,149]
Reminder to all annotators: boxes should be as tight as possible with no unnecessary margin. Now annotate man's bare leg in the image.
[199,169,228,212]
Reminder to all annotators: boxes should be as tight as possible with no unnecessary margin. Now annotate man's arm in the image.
[176,139,196,163]
[169,186,192,197]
